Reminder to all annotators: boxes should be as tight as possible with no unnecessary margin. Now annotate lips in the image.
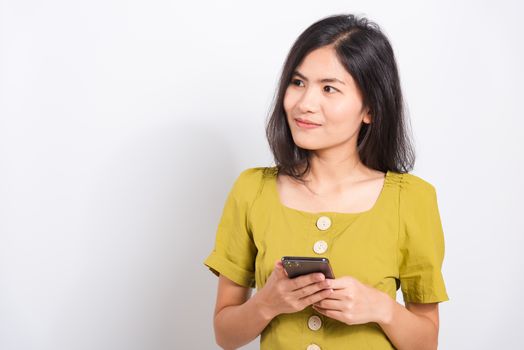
[295,118,322,129]
[295,118,321,126]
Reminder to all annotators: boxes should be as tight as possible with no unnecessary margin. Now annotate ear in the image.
[362,108,372,124]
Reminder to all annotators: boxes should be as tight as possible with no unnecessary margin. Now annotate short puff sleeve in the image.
[203,168,261,288]
[398,175,450,303]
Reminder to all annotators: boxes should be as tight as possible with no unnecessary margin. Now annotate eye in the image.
[323,85,338,93]
[290,78,304,87]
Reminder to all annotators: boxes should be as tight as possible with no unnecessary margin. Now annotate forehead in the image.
[295,45,354,84]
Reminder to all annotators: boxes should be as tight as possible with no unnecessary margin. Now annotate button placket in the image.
[313,215,331,254]
[307,315,322,331]
[313,240,328,254]
[316,215,331,230]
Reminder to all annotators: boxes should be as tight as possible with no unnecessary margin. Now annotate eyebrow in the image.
[292,70,346,85]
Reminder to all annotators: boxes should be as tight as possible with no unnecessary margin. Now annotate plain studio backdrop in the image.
[0,0,522,349]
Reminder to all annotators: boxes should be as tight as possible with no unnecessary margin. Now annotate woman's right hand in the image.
[254,259,333,320]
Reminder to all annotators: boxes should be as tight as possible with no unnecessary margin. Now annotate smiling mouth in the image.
[295,118,321,125]
[295,119,322,129]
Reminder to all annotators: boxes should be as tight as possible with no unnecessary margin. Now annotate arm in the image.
[212,260,333,350]
[213,274,272,350]
[378,298,440,350]
[310,275,441,350]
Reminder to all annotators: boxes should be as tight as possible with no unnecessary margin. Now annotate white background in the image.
[1,0,523,349]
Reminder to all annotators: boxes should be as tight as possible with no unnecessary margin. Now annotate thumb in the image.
[274,259,288,278]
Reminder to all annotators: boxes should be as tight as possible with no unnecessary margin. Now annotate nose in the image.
[296,86,320,114]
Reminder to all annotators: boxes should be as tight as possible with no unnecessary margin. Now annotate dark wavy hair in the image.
[265,14,415,182]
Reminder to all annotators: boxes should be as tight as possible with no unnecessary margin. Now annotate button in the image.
[316,216,331,230]
[306,344,321,350]
[308,315,322,331]
[313,240,328,254]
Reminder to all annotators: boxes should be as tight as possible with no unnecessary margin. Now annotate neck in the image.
[301,148,369,195]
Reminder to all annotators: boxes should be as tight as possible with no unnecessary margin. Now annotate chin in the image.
[292,138,323,151]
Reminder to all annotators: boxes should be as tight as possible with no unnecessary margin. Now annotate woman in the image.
[204,13,449,350]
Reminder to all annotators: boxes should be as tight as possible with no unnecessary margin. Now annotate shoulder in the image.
[391,172,441,218]
[229,166,275,202]
[233,166,274,188]
[390,171,438,198]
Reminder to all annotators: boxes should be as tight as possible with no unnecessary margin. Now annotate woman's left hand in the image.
[312,275,393,325]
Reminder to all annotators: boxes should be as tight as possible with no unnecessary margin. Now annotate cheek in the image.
[325,98,361,123]
[283,88,297,114]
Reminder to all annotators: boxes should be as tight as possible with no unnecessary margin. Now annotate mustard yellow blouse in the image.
[204,166,449,349]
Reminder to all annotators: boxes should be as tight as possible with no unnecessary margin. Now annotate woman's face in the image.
[283,45,371,153]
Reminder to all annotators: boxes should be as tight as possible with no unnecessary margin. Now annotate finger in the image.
[298,287,333,308]
[291,279,331,299]
[273,259,288,279]
[313,298,341,311]
[312,305,344,320]
[274,259,282,269]
[293,280,333,298]
[273,259,282,272]
[319,289,342,300]
[326,276,355,290]
[288,272,326,291]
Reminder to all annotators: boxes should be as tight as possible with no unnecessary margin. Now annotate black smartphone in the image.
[281,256,335,279]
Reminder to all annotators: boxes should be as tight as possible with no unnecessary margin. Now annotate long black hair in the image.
[265,14,415,182]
